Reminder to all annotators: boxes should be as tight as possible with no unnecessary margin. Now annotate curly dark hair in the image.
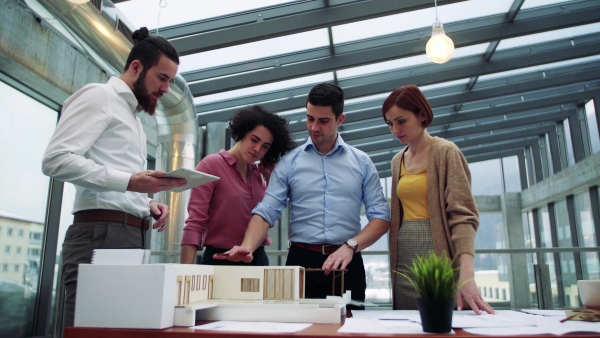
[228,105,296,165]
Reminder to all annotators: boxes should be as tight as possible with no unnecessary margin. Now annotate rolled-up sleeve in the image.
[361,156,391,222]
[252,160,290,227]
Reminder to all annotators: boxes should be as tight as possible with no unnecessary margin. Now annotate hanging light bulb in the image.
[425,1,454,64]
[68,0,90,4]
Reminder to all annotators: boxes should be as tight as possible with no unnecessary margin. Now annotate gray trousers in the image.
[61,221,146,328]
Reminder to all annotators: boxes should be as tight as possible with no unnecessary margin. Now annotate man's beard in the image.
[133,70,158,115]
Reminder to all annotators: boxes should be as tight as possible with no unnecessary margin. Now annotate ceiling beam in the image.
[368,126,555,163]
[188,1,600,96]
[168,0,466,55]
[339,98,581,142]
[195,36,600,123]
[197,60,600,125]
[285,73,600,133]
[335,88,595,139]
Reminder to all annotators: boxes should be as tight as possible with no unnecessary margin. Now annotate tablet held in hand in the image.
[162,168,220,192]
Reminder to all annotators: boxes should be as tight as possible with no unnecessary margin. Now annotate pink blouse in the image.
[181,149,271,249]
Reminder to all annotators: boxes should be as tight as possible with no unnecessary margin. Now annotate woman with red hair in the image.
[382,85,494,314]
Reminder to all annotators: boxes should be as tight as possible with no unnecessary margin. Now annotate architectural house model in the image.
[74,263,349,329]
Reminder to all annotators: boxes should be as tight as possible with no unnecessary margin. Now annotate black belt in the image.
[73,209,149,230]
[291,242,341,255]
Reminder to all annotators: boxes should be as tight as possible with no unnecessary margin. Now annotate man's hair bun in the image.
[132,27,150,43]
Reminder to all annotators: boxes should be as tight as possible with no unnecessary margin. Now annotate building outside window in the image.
[0,80,56,338]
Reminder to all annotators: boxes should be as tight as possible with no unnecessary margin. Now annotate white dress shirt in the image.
[42,77,151,217]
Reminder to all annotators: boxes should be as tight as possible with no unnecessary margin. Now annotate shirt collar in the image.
[219,149,259,170]
[302,133,348,154]
[107,76,139,113]
[220,149,237,166]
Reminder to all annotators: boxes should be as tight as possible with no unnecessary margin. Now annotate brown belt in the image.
[291,242,341,255]
[73,209,149,230]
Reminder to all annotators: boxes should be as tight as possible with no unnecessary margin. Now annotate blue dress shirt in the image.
[252,135,390,245]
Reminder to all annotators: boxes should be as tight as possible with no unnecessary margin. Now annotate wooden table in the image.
[64,322,598,338]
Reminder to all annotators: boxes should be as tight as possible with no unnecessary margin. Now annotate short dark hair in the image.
[306,83,345,119]
[381,84,434,127]
[124,27,180,72]
[229,105,296,165]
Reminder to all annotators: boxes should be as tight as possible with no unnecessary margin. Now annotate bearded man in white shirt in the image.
[42,27,186,329]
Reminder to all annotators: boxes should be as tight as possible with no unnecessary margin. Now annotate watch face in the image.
[347,239,357,247]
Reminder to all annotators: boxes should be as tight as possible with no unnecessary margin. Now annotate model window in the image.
[241,278,260,292]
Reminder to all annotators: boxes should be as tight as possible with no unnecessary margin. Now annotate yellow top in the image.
[397,160,429,220]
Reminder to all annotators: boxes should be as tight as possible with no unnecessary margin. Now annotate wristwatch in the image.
[346,239,358,253]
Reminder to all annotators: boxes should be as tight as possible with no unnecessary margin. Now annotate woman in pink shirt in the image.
[180,105,295,265]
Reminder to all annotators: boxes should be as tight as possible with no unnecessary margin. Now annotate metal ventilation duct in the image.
[26,0,199,260]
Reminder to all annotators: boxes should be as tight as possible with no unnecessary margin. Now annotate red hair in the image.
[381,85,433,127]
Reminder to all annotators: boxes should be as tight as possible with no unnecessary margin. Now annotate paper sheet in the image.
[349,309,600,335]
[520,309,568,317]
[352,310,421,322]
[464,319,600,336]
[451,310,537,328]
[192,321,311,333]
[338,318,452,334]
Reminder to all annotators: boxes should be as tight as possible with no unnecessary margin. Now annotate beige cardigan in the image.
[388,137,479,306]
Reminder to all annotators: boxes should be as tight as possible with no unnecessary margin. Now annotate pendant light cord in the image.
[434,0,439,21]
[156,0,168,35]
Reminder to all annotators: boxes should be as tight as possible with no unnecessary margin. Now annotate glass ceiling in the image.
[115,0,600,176]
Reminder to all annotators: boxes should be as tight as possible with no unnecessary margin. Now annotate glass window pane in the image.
[502,155,522,192]
[574,191,599,280]
[116,0,295,29]
[521,0,579,10]
[554,200,571,248]
[585,100,599,154]
[470,159,503,196]
[475,253,511,304]
[553,199,577,307]
[524,212,538,307]
[563,118,575,166]
[194,73,333,106]
[537,206,552,248]
[181,30,330,73]
[333,0,513,44]
[537,207,559,307]
[363,192,390,304]
[473,213,512,305]
[545,134,555,177]
[496,23,600,50]
[364,254,391,304]
[0,81,57,338]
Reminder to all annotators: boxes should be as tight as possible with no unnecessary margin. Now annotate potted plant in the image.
[394,251,461,333]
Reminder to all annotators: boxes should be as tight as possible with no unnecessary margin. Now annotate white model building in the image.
[74,263,349,329]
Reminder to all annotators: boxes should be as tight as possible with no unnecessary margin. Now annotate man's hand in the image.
[127,170,186,193]
[149,200,169,232]
[213,246,253,263]
[321,244,354,275]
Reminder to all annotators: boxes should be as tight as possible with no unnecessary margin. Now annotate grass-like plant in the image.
[394,251,461,300]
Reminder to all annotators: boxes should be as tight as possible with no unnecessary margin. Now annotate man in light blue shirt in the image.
[217,83,390,306]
